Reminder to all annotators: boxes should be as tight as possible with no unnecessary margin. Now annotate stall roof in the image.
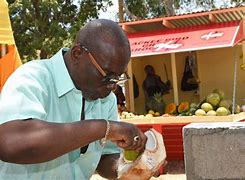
[120,6,244,57]
[120,6,245,32]
[129,21,243,57]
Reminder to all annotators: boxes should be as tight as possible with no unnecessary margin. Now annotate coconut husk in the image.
[117,128,166,180]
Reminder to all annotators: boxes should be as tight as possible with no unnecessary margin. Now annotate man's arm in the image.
[0,119,108,164]
[0,119,147,164]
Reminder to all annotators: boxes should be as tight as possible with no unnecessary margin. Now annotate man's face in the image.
[71,45,129,101]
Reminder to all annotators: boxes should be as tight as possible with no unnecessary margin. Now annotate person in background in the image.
[143,65,170,99]
[0,19,147,180]
[114,84,127,114]
[142,65,170,114]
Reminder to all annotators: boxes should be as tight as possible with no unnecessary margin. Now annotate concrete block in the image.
[183,122,245,180]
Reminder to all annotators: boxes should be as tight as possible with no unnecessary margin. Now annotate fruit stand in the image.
[119,6,245,173]
[120,6,245,114]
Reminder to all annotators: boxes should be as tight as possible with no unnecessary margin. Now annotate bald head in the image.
[74,19,131,73]
[75,19,129,49]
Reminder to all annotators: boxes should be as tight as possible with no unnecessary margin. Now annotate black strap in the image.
[81,97,86,120]
[80,97,89,154]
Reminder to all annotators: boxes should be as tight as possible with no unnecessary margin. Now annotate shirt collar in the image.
[51,48,76,97]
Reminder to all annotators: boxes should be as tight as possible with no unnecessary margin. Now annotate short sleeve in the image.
[102,93,121,155]
[0,66,48,124]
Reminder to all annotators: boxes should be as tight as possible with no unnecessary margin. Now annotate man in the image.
[114,84,126,114]
[142,65,170,99]
[142,65,170,114]
[0,19,147,180]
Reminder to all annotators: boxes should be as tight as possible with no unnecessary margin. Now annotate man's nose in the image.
[106,83,117,91]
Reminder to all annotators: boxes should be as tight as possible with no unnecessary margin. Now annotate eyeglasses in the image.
[80,45,130,84]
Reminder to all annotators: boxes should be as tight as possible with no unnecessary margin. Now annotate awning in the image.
[128,21,243,57]
[0,0,15,45]
[0,0,22,91]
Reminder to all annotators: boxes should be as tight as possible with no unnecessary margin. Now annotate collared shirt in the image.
[0,49,120,180]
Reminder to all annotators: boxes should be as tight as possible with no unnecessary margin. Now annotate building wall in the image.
[130,45,244,114]
[198,45,244,106]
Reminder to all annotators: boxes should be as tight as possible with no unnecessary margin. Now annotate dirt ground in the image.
[90,161,186,180]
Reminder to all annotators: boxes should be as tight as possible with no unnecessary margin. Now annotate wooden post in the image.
[231,46,238,114]
[171,53,179,105]
[0,44,7,58]
[242,41,245,66]
[118,0,124,23]
[125,60,135,112]
[242,17,245,66]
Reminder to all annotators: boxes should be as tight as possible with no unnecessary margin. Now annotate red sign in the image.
[127,21,242,57]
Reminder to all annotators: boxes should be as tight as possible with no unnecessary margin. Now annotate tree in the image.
[8,0,112,62]
[122,0,242,21]
[122,0,180,20]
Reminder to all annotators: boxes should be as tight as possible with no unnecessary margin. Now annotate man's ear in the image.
[70,45,83,63]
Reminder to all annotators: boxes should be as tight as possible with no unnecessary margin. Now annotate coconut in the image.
[219,99,232,109]
[216,107,229,116]
[201,102,213,112]
[118,129,166,179]
[207,110,217,116]
[213,89,225,100]
[124,150,141,162]
[206,93,220,107]
[195,109,206,116]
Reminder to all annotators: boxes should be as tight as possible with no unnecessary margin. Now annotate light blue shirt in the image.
[0,49,120,180]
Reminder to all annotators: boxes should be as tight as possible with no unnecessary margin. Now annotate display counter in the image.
[122,112,245,124]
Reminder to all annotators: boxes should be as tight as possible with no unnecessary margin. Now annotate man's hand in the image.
[108,121,147,153]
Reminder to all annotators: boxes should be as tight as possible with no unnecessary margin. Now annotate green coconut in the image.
[201,102,213,112]
[195,109,206,116]
[219,99,232,109]
[207,110,217,116]
[213,89,225,100]
[123,150,141,162]
[206,93,220,107]
[216,107,229,116]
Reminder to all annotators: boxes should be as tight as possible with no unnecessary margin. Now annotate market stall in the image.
[120,6,245,173]
[121,7,244,114]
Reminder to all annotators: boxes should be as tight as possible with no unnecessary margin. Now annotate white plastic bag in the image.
[117,128,166,180]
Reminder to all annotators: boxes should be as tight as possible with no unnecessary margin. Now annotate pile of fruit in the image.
[153,89,241,117]
[193,89,241,116]
[119,89,241,119]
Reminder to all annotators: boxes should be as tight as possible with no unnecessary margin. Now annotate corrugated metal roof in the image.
[120,6,245,32]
